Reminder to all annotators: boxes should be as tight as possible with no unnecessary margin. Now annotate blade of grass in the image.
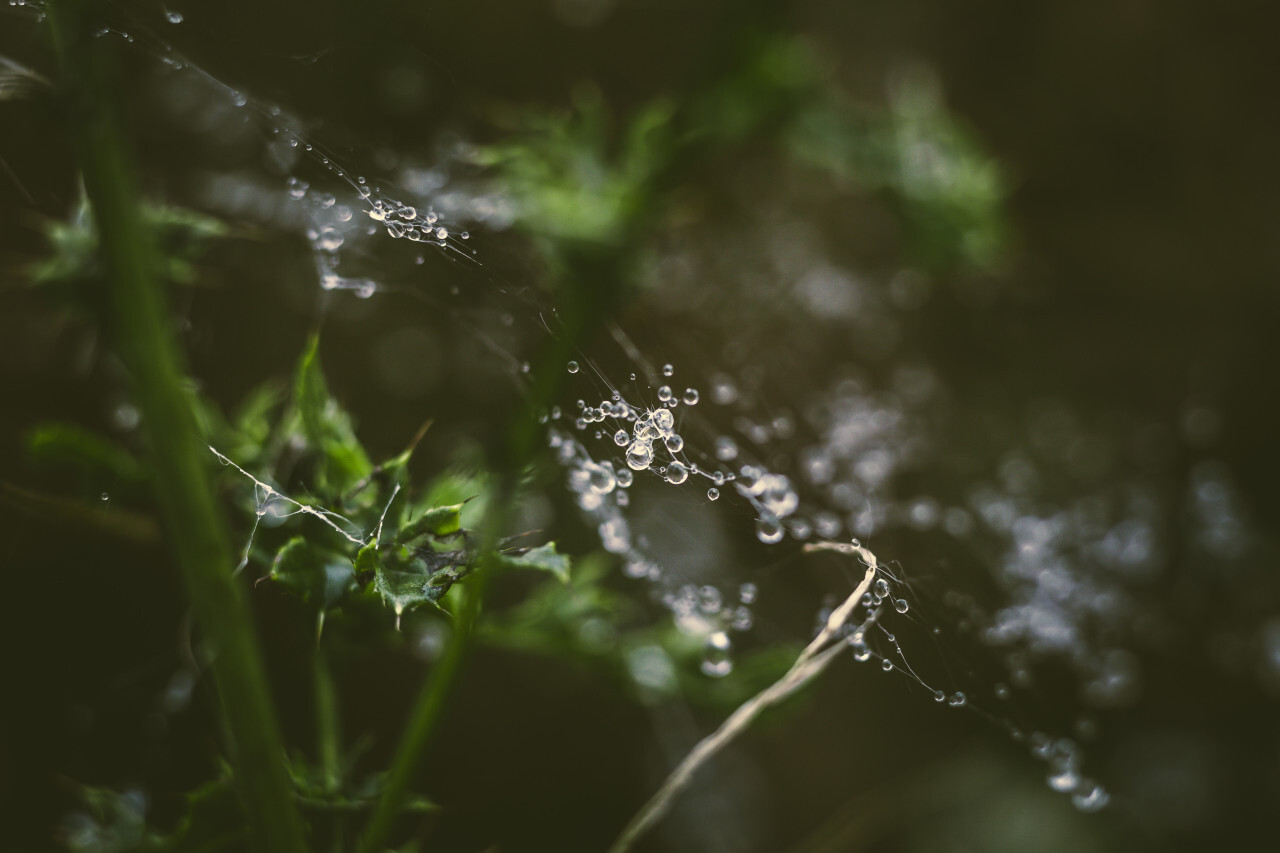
[45,4,307,851]
[607,545,880,853]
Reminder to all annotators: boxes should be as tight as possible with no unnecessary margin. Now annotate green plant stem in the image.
[358,248,627,853]
[45,4,307,851]
[314,644,344,852]
[357,486,508,853]
[315,644,342,792]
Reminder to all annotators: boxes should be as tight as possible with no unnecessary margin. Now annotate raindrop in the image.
[894,598,910,614]
[665,461,688,485]
[626,441,654,471]
[948,692,967,707]
[662,364,674,377]
[317,228,343,251]
[165,10,184,24]
[567,361,580,374]
[1048,768,1079,793]
[701,631,733,678]
[707,487,720,501]
[1071,783,1110,812]
[683,388,700,405]
[651,408,674,434]
[585,462,617,495]
[755,515,784,544]
[614,429,630,446]
[657,386,673,402]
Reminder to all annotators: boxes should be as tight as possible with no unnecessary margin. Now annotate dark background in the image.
[2,1,1279,851]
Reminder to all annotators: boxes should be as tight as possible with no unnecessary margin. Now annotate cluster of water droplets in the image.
[549,424,761,679]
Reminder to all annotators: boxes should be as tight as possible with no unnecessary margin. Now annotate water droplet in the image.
[585,462,617,495]
[948,692,967,707]
[626,441,654,471]
[664,434,684,453]
[100,492,110,501]
[701,631,733,678]
[995,683,1011,700]
[614,429,630,446]
[567,361,580,374]
[287,177,308,200]
[1048,768,1079,793]
[707,487,720,501]
[715,435,738,461]
[662,364,674,377]
[651,408,674,434]
[166,10,184,24]
[615,468,634,488]
[665,461,688,485]
[683,388,699,405]
[874,578,890,598]
[317,228,343,252]
[894,598,909,614]
[657,386,673,402]
[755,515,784,544]
[934,689,946,702]
[881,659,894,671]
[1071,783,1109,812]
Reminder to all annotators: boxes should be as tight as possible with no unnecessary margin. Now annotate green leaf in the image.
[354,543,381,577]
[270,537,355,611]
[372,544,470,624]
[160,777,244,853]
[396,502,465,544]
[291,334,373,495]
[25,422,145,486]
[494,542,571,582]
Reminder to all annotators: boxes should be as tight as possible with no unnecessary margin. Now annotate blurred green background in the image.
[2,1,1279,851]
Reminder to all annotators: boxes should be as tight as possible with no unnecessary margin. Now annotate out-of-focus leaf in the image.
[473,87,671,244]
[158,777,243,853]
[25,422,145,485]
[396,502,465,544]
[31,193,227,296]
[0,55,51,102]
[291,334,373,496]
[493,541,570,582]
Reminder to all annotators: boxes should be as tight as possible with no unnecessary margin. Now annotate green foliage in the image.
[31,191,227,301]
[475,88,674,245]
[396,501,465,542]
[491,541,571,582]
[25,422,146,487]
[477,36,1007,276]
[290,334,374,497]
